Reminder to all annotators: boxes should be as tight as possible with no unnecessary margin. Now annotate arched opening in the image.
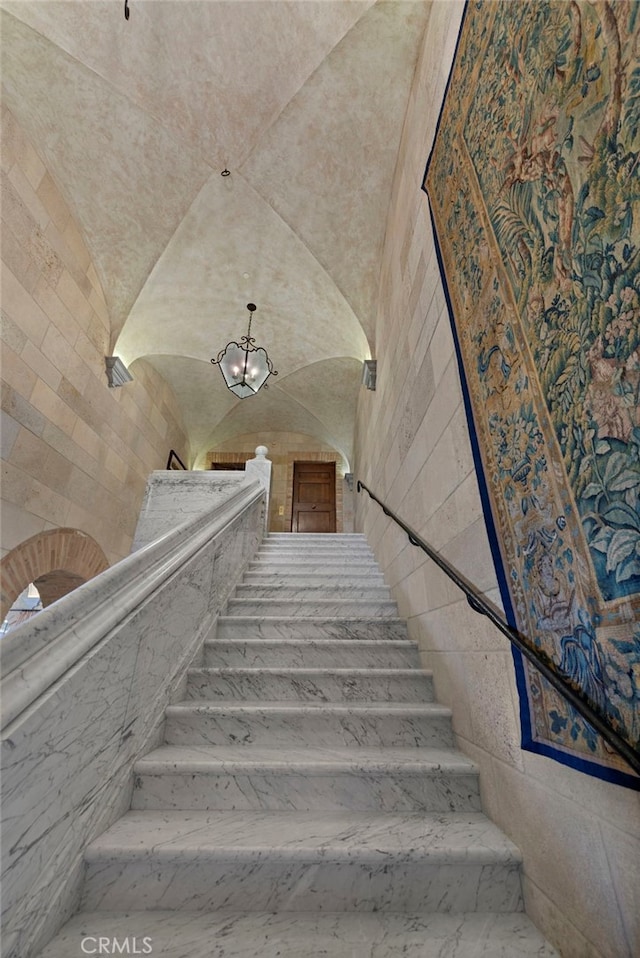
[33,570,87,608]
[0,529,109,620]
[0,583,43,637]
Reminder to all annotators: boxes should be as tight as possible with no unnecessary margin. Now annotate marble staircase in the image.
[39,533,557,957]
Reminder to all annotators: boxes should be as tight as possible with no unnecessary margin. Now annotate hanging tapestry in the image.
[423,0,639,788]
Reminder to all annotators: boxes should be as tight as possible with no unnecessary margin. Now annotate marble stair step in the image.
[203,638,421,669]
[225,598,399,617]
[36,910,560,958]
[164,701,454,748]
[256,549,376,560]
[249,557,378,569]
[258,537,373,554]
[242,571,386,586]
[234,583,392,600]
[81,810,524,913]
[248,565,381,578]
[131,744,480,813]
[215,616,409,641]
[247,566,381,578]
[184,667,434,702]
[257,541,375,561]
[260,535,371,545]
[246,569,384,582]
[266,533,368,540]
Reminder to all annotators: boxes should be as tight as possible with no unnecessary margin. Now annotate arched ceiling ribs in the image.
[140,354,362,470]
[2,0,430,476]
[0,1,374,172]
[115,173,369,375]
[0,8,212,342]
[240,1,431,347]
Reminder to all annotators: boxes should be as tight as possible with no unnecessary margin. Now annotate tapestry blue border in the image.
[420,2,639,792]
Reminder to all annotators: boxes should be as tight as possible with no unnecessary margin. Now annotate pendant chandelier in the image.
[211,303,278,398]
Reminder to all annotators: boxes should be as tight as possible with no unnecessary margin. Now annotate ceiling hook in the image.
[124,0,130,20]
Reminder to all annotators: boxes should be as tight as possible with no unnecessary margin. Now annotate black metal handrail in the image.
[357,480,640,778]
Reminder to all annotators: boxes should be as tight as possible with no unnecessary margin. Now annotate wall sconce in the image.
[345,473,354,491]
[105,356,133,387]
[362,359,377,390]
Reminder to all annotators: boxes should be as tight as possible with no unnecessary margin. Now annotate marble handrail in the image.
[1,479,264,731]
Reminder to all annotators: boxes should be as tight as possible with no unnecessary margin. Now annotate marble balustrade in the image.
[0,477,265,958]
[132,448,271,551]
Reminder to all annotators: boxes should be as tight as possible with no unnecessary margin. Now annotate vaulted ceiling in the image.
[0,0,430,467]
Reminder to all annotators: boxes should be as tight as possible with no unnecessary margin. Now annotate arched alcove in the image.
[0,529,109,619]
[32,570,87,608]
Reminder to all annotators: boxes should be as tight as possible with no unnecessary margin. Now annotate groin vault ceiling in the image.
[1,0,430,467]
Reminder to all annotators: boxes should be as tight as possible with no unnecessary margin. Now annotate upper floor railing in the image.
[357,480,640,778]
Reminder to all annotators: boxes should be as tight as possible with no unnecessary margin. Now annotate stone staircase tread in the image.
[251,560,379,565]
[254,548,376,552]
[249,561,379,567]
[254,560,377,565]
[135,744,477,774]
[36,911,560,958]
[205,638,417,647]
[226,599,397,606]
[242,569,384,582]
[168,702,451,715]
[214,619,410,642]
[250,564,379,567]
[248,568,380,574]
[253,550,376,554]
[257,543,374,547]
[266,533,368,537]
[259,540,372,545]
[187,667,431,677]
[240,591,389,596]
[184,667,435,703]
[202,638,421,668]
[247,566,381,573]
[258,544,374,549]
[226,609,399,620]
[235,585,391,593]
[227,595,398,615]
[86,810,522,864]
[245,578,381,584]
[255,565,377,568]
[242,576,386,584]
[256,553,376,559]
[217,616,407,624]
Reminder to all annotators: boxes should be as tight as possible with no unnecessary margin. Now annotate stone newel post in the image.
[245,445,272,531]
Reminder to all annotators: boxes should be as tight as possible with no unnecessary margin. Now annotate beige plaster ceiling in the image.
[1,0,430,467]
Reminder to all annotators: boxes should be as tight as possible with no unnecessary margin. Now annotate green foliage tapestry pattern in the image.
[424,0,639,786]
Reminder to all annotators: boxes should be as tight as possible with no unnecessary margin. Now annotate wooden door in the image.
[291,462,336,533]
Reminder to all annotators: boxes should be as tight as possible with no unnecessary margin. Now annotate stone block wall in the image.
[1,105,189,569]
